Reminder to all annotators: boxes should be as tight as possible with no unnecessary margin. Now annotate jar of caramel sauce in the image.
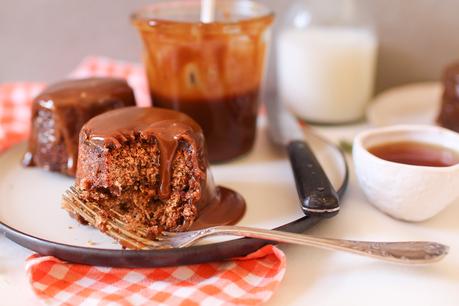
[132,0,274,162]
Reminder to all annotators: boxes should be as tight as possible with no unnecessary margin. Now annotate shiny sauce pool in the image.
[368,141,459,167]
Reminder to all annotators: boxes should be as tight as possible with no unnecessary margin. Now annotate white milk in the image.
[277,27,377,123]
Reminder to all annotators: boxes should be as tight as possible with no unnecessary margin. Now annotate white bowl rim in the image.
[353,124,459,171]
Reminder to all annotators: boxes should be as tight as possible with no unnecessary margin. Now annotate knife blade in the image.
[265,97,340,217]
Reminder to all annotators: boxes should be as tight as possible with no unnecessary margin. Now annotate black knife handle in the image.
[287,140,340,218]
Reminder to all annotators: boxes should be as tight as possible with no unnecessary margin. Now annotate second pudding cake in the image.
[74,107,211,238]
[23,78,136,176]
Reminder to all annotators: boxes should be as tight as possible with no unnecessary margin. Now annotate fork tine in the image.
[109,208,149,237]
[63,187,213,250]
[153,235,168,241]
[161,231,178,237]
[66,189,147,239]
[63,187,172,250]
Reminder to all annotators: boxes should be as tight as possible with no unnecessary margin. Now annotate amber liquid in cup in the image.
[132,0,273,162]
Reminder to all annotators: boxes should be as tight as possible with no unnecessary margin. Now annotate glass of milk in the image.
[277,0,378,124]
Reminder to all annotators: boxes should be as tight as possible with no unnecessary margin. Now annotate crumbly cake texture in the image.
[22,77,136,176]
[438,62,459,132]
[71,107,209,239]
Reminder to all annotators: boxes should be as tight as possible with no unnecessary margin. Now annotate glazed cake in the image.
[23,78,136,176]
[438,62,459,131]
[70,107,212,238]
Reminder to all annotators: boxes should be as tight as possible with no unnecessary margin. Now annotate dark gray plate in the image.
[0,132,348,267]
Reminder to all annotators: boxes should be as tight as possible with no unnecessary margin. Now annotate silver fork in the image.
[62,187,448,264]
[156,226,448,264]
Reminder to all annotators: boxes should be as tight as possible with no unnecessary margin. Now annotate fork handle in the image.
[197,226,448,264]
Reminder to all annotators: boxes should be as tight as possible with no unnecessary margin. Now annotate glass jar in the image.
[132,0,274,162]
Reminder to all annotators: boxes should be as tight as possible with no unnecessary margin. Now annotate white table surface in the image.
[1,123,458,306]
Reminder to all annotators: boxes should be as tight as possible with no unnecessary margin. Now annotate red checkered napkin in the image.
[1,56,287,305]
[26,245,286,306]
[0,82,45,152]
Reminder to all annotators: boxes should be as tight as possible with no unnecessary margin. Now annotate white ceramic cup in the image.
[353,124,459,222]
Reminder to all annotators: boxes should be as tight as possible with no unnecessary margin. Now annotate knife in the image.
[265,97,340,217]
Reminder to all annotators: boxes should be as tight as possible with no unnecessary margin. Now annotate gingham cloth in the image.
[0,57,287,305]
[26,245,285,306]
